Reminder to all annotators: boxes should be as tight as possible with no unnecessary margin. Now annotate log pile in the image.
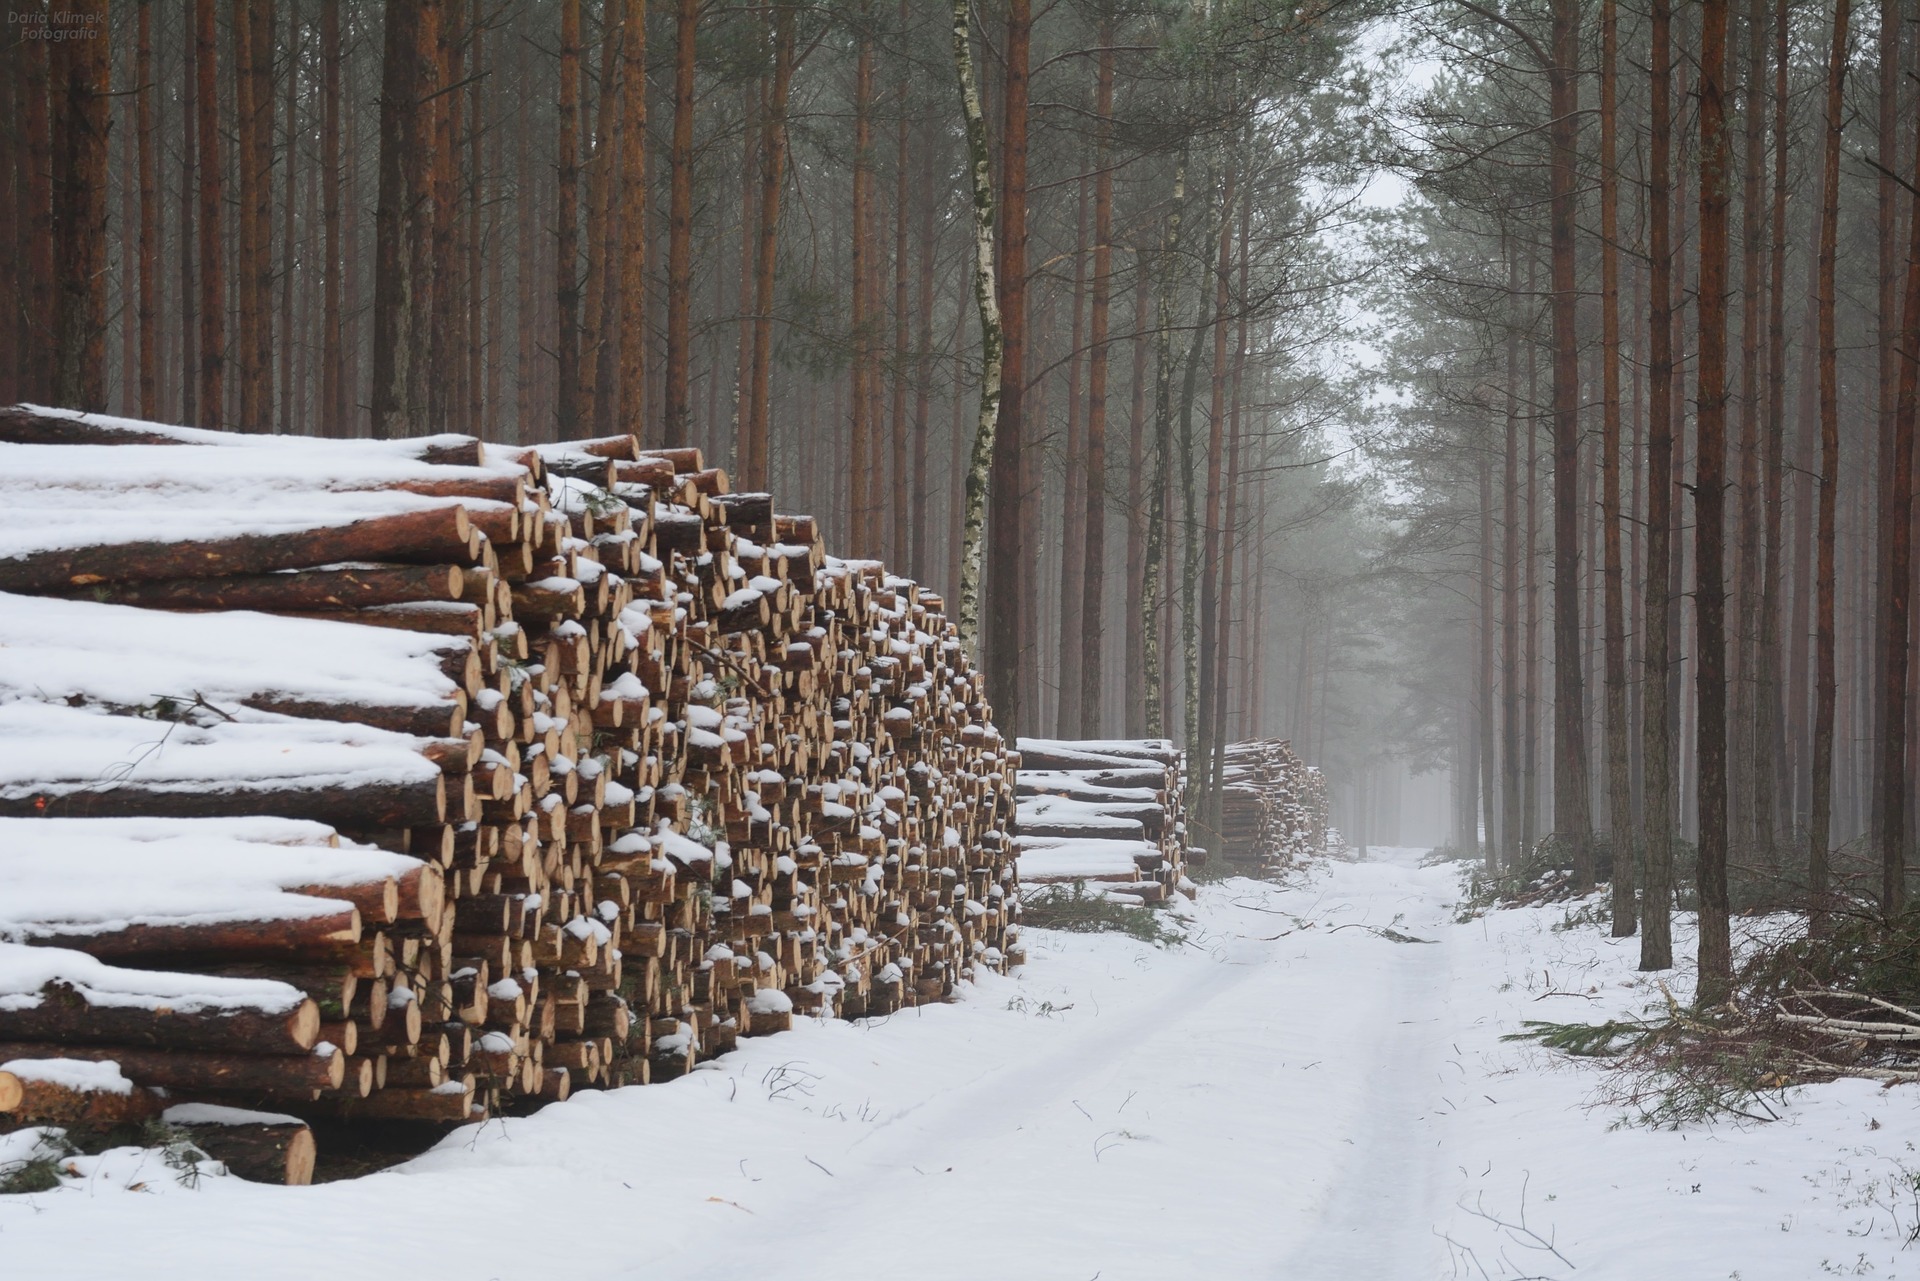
[1217,739,1330,872]
[0,404,1019,1173]
[1012,739,1196,904]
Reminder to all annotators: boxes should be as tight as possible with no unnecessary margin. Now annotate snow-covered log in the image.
[0,1057,160,1129]
[161,1103,316,1185]
[1014,738,1196,900]
[0,944,317,1051]
[0,409,1021,1175]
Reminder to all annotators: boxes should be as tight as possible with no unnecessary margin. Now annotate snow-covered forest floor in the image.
[7,848,1920,1280]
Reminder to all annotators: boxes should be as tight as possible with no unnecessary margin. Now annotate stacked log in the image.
[0,404,1018,1164]
[1012,739,1195,904]
[1218,739,1330,872]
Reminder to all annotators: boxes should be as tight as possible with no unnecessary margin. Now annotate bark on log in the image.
[65,565,467,612]
[169,1116,316,1185]
[4,775,447,829]
[243,695,467,740]
[13,905,363,961]
[0,1042,347,1092]
[0,506,478,593]
[0,983,320,1052]
[0,1071,161,1128]
[305,1077,472,1121]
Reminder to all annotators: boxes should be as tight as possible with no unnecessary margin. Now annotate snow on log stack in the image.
[0,404,1018,1172]
[1218,739,1330,871]
[1012,739,1196,903]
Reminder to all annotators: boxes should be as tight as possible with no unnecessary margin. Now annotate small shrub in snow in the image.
[1018,883,1186,946]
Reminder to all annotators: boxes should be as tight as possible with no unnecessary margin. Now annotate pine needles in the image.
[1018,883,1187,946]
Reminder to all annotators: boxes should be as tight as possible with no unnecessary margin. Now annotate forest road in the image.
[1267,845,1462,1280]
[636,845,1472,1281]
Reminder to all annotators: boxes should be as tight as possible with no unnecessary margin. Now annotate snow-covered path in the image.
[9,848,1920,1280]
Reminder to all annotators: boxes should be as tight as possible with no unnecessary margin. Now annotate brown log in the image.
[382,1052,445,1088]
[168,1115,316,1186]
[66,564,466,612]
[308,1077,472,1121]
[612,457,676,489]
[421,733,487,775]
[0,1042,345,1093]
[0,983,320,1053]
[316,1021,360,1055]
[204,967,360,1014]
[649,446,704,473]
[14,906,363,964]
[392,863,446,922]
[283,879,399,927]
[568,434,642,460]
[245,694,467,740]
[0,1069,161,1129]
[510,577,585,622]
[0,505,478,594]
[388,474,526,506]
[278,602,492,641]
[5,775,448,829]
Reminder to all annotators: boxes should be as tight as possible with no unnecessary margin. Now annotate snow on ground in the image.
[6,846,1920,1280]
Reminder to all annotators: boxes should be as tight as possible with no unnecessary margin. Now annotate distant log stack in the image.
[1012,739,1196,904]
[0,404,1019,1170]
[1218,739,1330,872]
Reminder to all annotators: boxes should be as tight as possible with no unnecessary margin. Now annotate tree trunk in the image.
[1547,0,1593,891]
[251,0,277,433]
[320,0,343,435]
[985,0,1030,736]
[514,37,535,445]
[849,18,874,553]
[278,14,298,433]
[1871,0,1901,841]
[1482,438,1501,866]
[1058,175,1090,736]
[1080,27,1116,739]
[890,7,911,566]
[1,25,24,404]
[1523,260,1540,858]
[1142,157,1188,741]
[370,1,419,440]
[178,5,199,426]
[1882,32,1920,916]
[233,0,260,429]
[950,0,1003,661]
[663,0,697,447]
[1503,243,1524,873]
[1215,178,1252,810]
[912,125,938,579]
[1731,0,1767,858]
[1810,0,1850,935]
[745,5,795,489]
[1124,262,1149,738]
[47,3,108,410]
[468,0,487,438]
[1696,0,1734,1003]
[431,0,462,438]
[1196,154,1237,843]
[555,0,582,439]
[582,6,624,437]
[1758,0,1791,840]
[615,0,648,442]
[1600,0,1634,933]
[136,1,158,420]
